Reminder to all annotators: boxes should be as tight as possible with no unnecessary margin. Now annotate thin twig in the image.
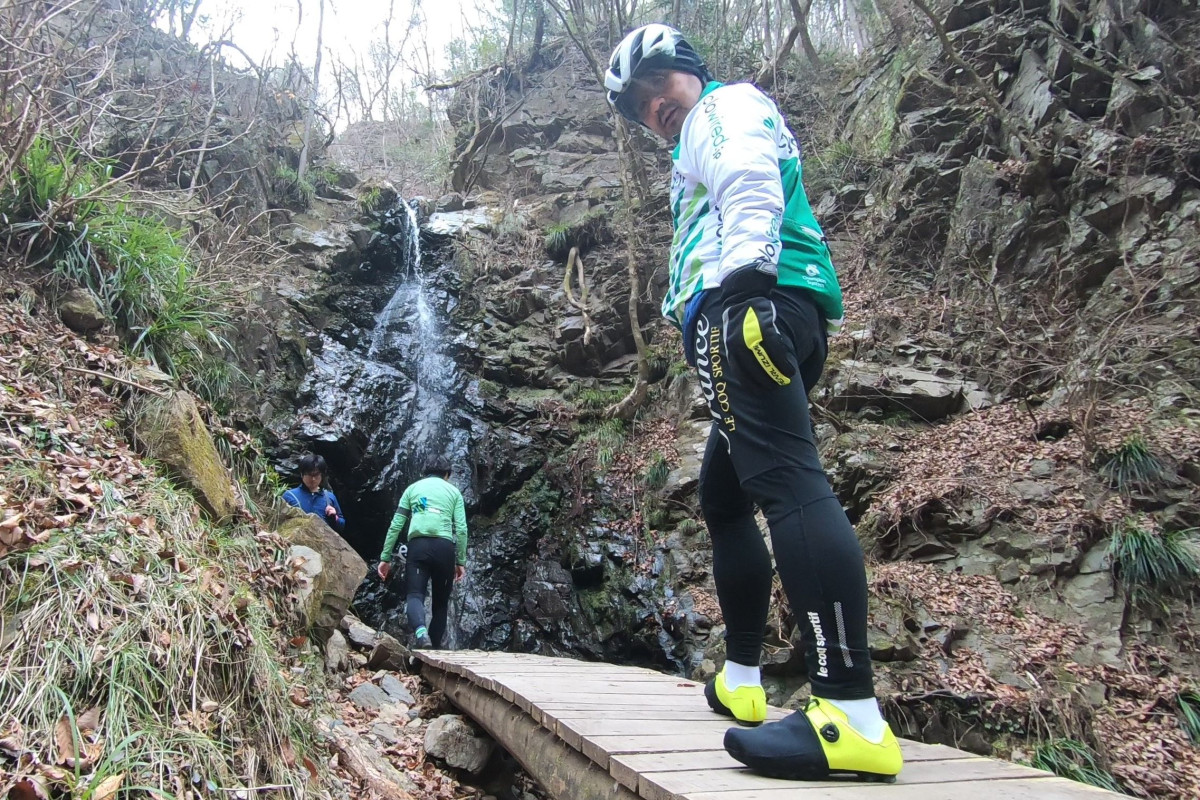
[61,366,169,398]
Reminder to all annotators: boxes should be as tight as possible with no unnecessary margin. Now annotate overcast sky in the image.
[189,0,489,76]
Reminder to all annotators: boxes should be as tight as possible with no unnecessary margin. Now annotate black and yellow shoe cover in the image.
[704,667,767,725]
[724,697,903,782]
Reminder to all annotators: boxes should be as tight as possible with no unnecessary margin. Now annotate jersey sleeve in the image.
[452,489,468,565]
[380,488,412,561]
[326,491,346,532]
[681,85,786,283]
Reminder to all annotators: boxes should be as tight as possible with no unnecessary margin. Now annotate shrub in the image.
[1030,739,1122,792]
[1097,435,1168,492]
[1108,518,1200,602]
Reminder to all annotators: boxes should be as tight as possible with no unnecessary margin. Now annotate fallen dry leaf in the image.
[280,737,297,767]
[53,715,74,766]
[8,777,49,800]
[92,773,123,800]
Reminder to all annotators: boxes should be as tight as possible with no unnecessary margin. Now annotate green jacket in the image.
[380,475,468,565]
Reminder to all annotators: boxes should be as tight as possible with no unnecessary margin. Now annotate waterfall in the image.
[282,198,466,556]
[365,202,458,491]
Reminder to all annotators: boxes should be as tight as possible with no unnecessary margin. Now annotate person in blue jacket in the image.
[282,453,346,532]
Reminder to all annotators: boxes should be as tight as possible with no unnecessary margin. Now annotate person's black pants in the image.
[404,536,455,647]
[692,287,874,700]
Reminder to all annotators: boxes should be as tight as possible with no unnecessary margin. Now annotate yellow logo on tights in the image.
[742,310,791,386]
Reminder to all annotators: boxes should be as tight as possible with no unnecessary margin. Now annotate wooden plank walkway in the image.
[416,651,1122,800]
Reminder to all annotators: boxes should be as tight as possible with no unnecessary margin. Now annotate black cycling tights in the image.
[692,287,874,700]
[404,536,455,647]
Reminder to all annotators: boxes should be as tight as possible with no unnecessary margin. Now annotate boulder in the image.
[423,208,497,236]
[348,682,392,711]
[278,514,368,642]
[424,714,495,774]
[829,360,983,421]
[129,391,237,521]
[58,288,107,333]
[343,615,379,649]
[381,674,416,705]
[366,632,410,671]
[324,629,349,672]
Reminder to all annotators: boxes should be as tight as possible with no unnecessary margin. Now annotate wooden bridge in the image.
[415,650,1122,800]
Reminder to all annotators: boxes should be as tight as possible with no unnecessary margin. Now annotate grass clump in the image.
[0,472,322,796]
[1030,738,1123,792]
[1108,518,1200,601]
[1179,691,1200,744]
[542,207,609,260]
[578,386,627,411]
[1096,435,1168,492]
[273,163,315,208]
[580,418,627,473]
[643,451,671,491]
[544,221,571,255]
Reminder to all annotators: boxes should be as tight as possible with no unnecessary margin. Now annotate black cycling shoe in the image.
[724,699,901,782]
[413,633,434,649]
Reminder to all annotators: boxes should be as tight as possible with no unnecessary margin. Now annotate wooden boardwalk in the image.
[416,651,1121,800]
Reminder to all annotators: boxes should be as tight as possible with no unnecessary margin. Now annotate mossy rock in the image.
[130,391,236,522]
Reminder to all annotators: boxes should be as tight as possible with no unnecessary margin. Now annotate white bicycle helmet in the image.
[604,24,709,121]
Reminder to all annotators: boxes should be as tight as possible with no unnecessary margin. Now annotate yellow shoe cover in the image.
[704,667,767,725]
[724,697,903,781]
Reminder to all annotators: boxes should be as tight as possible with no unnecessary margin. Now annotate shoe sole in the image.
[725,741,897,783]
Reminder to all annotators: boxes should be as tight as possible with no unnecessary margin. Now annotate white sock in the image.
[721,660,761,690]
[823,697,887,743]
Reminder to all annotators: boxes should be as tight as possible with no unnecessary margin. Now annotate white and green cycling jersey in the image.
[664,81,844,332]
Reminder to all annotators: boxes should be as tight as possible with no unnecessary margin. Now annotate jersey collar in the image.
[672,81,724,159]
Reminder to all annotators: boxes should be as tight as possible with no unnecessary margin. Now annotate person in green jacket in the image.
[376,456,467,649]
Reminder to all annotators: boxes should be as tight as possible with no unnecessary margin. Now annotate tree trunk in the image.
[297,0,324,185]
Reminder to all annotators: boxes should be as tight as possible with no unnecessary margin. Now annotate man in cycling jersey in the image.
[602,23,903,782]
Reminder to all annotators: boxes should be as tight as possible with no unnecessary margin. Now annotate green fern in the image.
[677,518,702,537]
[1030,739,1122,793]
[1097,435,1167,492]
[1108,519,1200,601]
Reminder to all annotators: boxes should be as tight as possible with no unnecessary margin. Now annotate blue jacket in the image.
[282,485,346,532]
